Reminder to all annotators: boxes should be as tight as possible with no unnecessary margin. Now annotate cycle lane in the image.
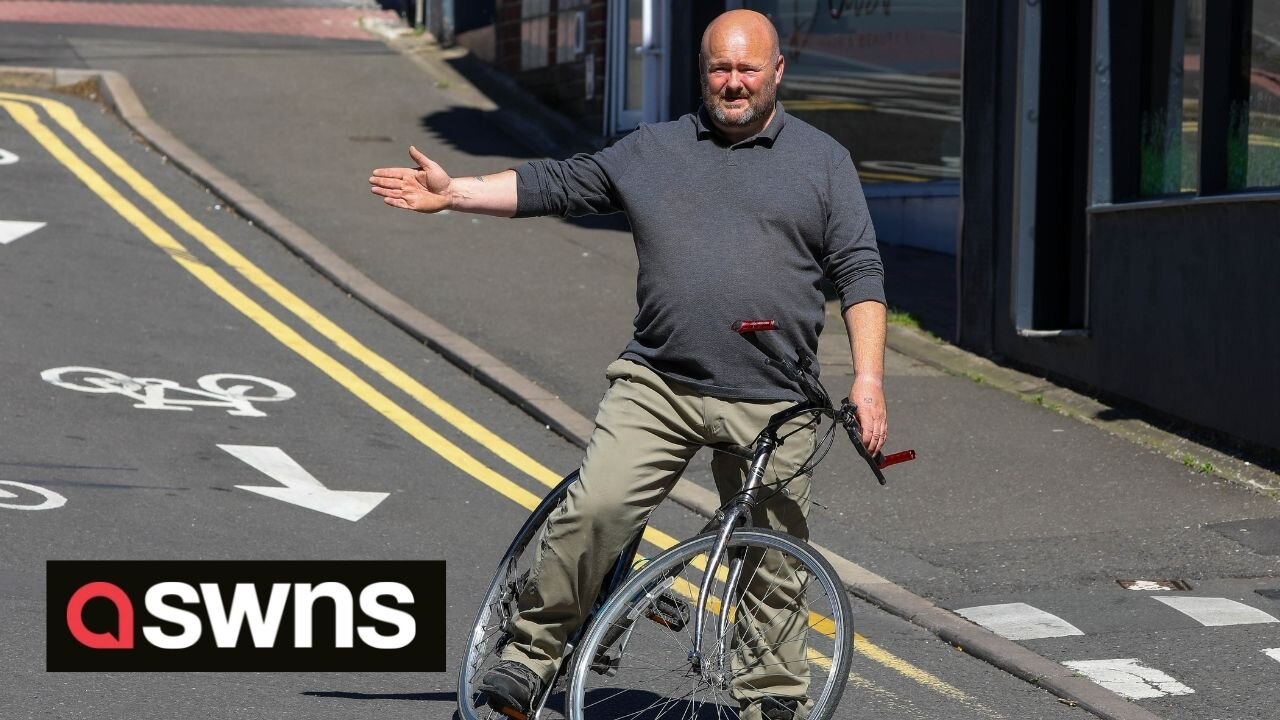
[0,85,1090,717]
[0,87,584,720]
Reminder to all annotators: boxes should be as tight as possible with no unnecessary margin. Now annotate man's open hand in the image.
[369,146,452,213]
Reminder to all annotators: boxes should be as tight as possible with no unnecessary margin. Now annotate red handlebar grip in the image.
[877,450,916,469]
[732,320,777,334]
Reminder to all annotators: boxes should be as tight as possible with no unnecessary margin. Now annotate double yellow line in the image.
[1,91,985,709]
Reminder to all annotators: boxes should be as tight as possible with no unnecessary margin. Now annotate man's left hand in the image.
[849,376,887,456]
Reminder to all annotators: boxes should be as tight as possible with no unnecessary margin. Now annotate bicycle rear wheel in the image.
[458,471,577,720]
[567,528,853,720]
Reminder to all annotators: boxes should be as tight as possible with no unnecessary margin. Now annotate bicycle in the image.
[459,320,915,720]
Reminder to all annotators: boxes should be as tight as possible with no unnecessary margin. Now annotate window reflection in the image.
[745,0,962,185]
[1244,2,1280,188]
[1140,0,1202,196]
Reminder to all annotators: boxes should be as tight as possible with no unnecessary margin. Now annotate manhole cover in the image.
[1117,579,1192,591]
[1207,518,1280,555]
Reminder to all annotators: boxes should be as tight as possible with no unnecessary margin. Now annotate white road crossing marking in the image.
[1152,596,1280,626]
[0,480,67,510]
[0,147,18,164]
[954,602,1084,640]
[1063,659,1194,700]
[0,220,45,245]
[220,445,388,522]
[1264,648,1280,663]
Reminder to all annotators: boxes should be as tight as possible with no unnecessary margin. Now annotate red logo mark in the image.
[66,581,134,649]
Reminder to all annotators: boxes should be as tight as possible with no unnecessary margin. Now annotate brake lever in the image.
[839,399,888,485]
[766,358,802,383]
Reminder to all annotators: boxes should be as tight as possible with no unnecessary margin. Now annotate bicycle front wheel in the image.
[567,528,853,720]
[458,471,577,720]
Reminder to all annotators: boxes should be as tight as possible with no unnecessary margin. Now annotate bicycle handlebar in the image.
[837,399,921,486]
[735,319,916,486]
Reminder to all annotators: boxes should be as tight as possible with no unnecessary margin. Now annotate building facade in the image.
[961,0,1279,452]
[452,0,1278,452]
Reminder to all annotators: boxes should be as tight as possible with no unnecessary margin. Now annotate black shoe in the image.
[757,696,803,720]
[478,660,544,720]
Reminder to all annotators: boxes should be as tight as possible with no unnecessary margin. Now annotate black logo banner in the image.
[48,560,445,672]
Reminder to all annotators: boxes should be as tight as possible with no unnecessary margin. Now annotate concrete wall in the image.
[865,181,959,255]
[991,199,1280,451]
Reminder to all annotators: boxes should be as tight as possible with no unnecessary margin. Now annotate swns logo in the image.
[47,561,444,671]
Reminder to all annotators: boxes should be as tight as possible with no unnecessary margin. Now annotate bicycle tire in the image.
[457,471,578,720]
[567,528,853,720]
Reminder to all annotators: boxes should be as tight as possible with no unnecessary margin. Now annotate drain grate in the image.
[1117,579,1193,591]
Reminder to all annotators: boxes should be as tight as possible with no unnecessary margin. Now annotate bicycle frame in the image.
[689,401,821,677]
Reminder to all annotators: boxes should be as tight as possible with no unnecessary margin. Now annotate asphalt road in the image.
[0,88,1102,719]
[3,5,1279,719]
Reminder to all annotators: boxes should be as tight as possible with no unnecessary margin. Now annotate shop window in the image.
[521,0,551,70]
[1136,0,1203,197]
[743,0,962,186]
[1243,5,1280,188]
[556,0,588,64]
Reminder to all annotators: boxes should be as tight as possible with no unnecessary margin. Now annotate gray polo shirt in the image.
[514,102,885,402]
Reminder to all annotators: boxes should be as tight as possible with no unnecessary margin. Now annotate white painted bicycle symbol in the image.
[41,366,296,417]
[0,481,66,511]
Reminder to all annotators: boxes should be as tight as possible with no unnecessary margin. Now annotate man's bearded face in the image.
[701,56,779,128]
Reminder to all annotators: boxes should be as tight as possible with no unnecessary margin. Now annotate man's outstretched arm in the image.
[370,146,518,217]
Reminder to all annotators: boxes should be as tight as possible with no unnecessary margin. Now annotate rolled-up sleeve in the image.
[822,153,886,312]
[514,131,640,218]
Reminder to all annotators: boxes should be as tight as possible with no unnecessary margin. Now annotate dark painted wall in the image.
[992,201,1280,450]
[456,0,495,34]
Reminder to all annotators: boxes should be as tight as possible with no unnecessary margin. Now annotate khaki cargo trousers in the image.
[501,359,816,709]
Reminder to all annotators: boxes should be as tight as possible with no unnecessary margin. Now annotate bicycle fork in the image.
[689,433,777,683]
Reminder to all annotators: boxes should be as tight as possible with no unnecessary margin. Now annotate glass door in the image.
[607,0,669,134]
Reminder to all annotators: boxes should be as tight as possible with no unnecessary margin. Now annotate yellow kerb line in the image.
[0,89,565,487]
[2,95,979,704]
[2,98,547,515]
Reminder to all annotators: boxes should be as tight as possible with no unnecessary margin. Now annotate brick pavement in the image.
[0,1,397,41]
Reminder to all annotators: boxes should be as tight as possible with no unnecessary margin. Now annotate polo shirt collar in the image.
[695,101,787,146]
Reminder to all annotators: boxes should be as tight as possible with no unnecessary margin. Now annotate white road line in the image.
[0,220,45,245]
[1263,648,1280,663]
[954,602,1084,640]
[1152,596,1280,626]
[1063,659,1194,700]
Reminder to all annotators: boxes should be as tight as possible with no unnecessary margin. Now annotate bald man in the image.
[371,10,886,720]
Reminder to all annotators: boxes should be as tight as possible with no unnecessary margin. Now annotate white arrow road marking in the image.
[954,602,1084,640]
[1153,596,1280,626]
[1264,648,1280,663]
[0,147,18,164]
[219,444,388,522]
[1062,659,1194,700]
[0,220,46,245]
[0,480,67,510]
